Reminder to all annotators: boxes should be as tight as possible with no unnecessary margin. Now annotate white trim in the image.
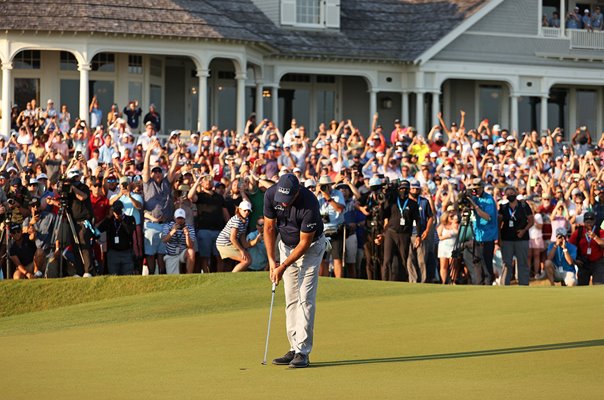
[463,31,567,40]
[413,0,505,65]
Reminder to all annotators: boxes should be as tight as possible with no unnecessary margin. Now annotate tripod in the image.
[0,216,11,280]
[448,207,477,284]
[49,201,86,278]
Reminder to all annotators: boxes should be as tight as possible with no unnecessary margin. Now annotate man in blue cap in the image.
[264,173,327,368]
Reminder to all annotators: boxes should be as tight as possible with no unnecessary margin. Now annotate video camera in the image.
[57,175,74,207]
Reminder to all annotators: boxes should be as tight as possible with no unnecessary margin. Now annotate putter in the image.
[261,282,277,365]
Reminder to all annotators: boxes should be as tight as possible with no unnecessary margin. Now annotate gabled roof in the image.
[0,0,490,63]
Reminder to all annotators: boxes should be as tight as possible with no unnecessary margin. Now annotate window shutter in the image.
[324,0,340,28]
[281,0,296,26]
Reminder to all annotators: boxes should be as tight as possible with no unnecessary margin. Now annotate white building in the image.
[0,0,603,140]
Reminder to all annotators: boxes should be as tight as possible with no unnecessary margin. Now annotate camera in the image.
[7,198,15,207]
[320,184,330,193]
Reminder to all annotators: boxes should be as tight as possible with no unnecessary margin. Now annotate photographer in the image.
[9,224,40,279]
[467,178,498,284]
[382,180,421,281]
[544,228,577,286]
[569,212,604,285]
[316,175,345,278]
[359,176,386,280]
[162,208,196,274]
[22,197,54,274]
[47,169,94,277]
[407,181,434,283]
[97,200,136,275]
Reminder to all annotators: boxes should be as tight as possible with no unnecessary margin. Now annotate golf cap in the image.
[440,147,449,153]
[191,132,199,138]
[369,177,382,187]
[151,166,163,173]
[435,132,443,139]
[444,165,452,171]
[318,175,334,186]
[202,135,211,141]
[36,173,48,181]
[410,181,421,189]
[112,200,124,213]
[6,166,18,173]
[492,124,501,131]
[9,223,21,233]
[584,211,596,221]
[174,208,186,219]
[472,142,482,149]
[555,227,568,237]
[67,169,81,179]
[399,180,411,189]
[274,173,300,204]
[28,178,38,185]
[487,144,495,151]
[145,121,154,127]
[305,178,317,188]
[169,130,180,137]
[293,167,301,173]
[238,200,252,211]
[119,176,129,184]
[429,152,438,158]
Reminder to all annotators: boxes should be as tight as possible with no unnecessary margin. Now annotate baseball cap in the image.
[435,132,443,139]
[487,144,495,151]
[36,173,48,181]
[492,124,501,131]
[555,227,567,237]
[305,178,317,188]
[584,211,596,221]
[28,178,38,185]
[439,147,449,153]
[67,169,81,179]
[472,142,482,149]
[238,200,252,211]
[119,176,129,184]
[29,197,40,207]
[399,180,410,189]
[151,166,163,173]
[368,177,382,187]
[429,152,438,158]
[145,121,154,127]
[169,130,180,137]
[394,118,401,124]
[274,173,300,204]
[174,208,186,219]
[410,181,421,189]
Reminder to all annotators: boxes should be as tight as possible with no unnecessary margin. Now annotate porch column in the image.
[540,94,548,132]
[569,88,577,140]
[271,85,279,127]
[236,73,247,135]
[78,63,91,122]
[510,94,519,135]
[369,89,377,131]
[560,0,566,37]
[401,91,409,126]
[416,91,425,135]
[1,62,13,137]
[196,68,209,132]
[255,80,263,121]
[431,91,440,127]
[597,88,603,135]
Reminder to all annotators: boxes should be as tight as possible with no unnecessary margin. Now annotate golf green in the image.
[0,274,602,399]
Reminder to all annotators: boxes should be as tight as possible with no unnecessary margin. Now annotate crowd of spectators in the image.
[1,96,603,286]
[543,6,604,31]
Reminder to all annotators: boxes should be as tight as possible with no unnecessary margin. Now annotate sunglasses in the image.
[257,223,264,228]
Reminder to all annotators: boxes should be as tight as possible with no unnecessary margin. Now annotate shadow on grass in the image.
[312,339,604,368]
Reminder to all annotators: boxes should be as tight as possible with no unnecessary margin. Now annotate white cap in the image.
[429,152,438,158]
[191,132,199,138]
[305,178,317,188]
[112,152,120,159]
[496,138,505,144]
[67,169,81,178]
[439,147,449,153]
[492,124,501,131]
[29,178,38,185]
[376,152,385,157]
[238,200,252,211]
[293,167,301,173]
[174,208,186,219]
[444,165,452,171]
[36,173,48,180]
[259,149,266,154]
[472,142,482,149]
[267,145,276,152]
[487,144,495,151]
[283,141,292,148]
[169,130,180,137]
[571,188,581,196]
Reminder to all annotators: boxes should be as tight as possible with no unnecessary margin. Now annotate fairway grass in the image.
[1,274,602,400]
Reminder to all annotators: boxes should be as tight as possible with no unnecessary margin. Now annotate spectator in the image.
[316,175,345,277]
[9,223,40,279]
[498,186,534,286]
[216,200,252,272]
[161,208,196,274]
[123,100,142,133]
[89,95,102,129]
[97,200,136,275]
[569,212,604,285]
[246,217,268,271]
[143,104,161,133]
[437,207,459,284]
[544,227,577,286]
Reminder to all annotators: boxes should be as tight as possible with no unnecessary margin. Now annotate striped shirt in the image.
[162,222,196,256]
[216,215,249,246]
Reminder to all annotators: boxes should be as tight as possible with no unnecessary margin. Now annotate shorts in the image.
[344,234,357,264]
[164,250,188,275]
[217,243,241,260]
[144,221,166,256]
[554,266,577,286]
[197,229,220,258]
[324,229,344,261]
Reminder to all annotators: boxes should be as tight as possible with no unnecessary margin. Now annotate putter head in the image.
[261,361,267,365]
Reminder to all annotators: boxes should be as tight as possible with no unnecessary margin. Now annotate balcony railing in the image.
[542,27,561,38]
[540,27,604,50]
[569,28,604,49]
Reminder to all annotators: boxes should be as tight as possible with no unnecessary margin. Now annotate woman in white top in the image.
[59,104,71,134]
[437,209,459,284]
[528,204,544,279]
[216,200,252,272]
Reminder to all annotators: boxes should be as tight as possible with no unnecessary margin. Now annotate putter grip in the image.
[271,282,276,292]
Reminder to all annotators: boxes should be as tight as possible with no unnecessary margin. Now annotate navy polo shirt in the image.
[264,185,324,247]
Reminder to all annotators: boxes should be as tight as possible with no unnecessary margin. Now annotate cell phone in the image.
[75,150,81,158]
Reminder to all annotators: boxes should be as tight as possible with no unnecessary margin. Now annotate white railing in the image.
[542,27,561,38]
[569,28,604,49]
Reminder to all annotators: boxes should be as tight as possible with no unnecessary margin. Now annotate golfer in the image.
[264,173,327,368]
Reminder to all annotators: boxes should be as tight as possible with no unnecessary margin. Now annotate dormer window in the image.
[281,0,340,29]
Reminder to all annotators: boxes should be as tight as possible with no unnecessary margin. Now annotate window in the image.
[297,0,320,24]
[13,50,40,69]
[128,55,143,74]
[14,78,40,111]
[91,53,115,72]
[60,52,77,71]
[281,0,340,28]
[150,58,163,78]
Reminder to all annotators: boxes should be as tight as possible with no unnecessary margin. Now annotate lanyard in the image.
[585,226,596,246]
[508,205,516,221]
[114,220,122,234]
[397,197,409,216]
